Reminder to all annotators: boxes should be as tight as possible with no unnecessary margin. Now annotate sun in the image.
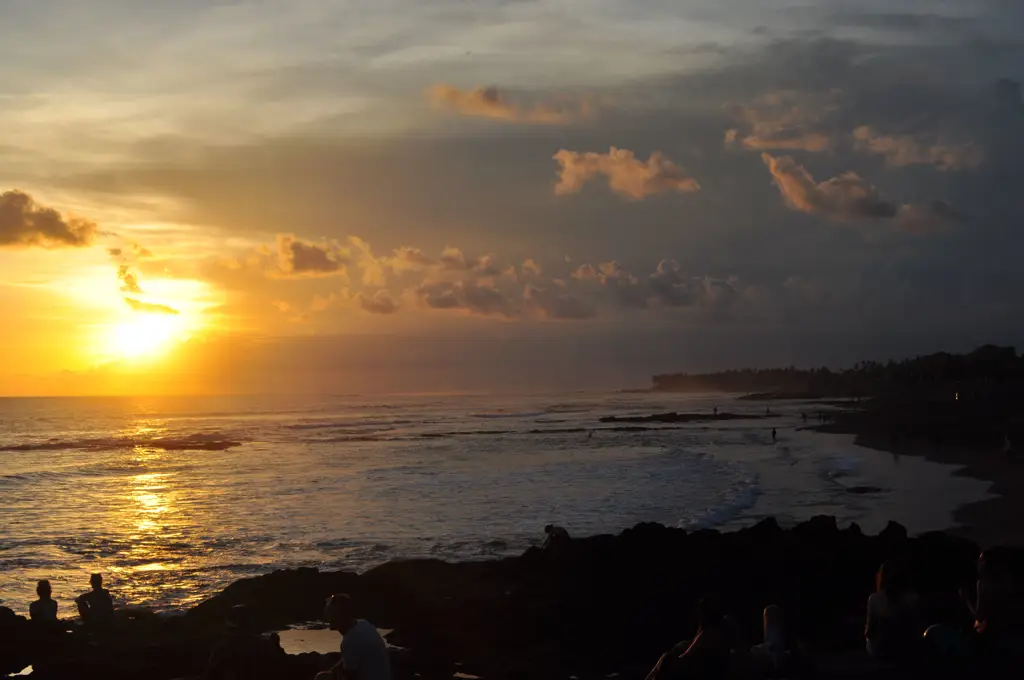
[110,315,184,359]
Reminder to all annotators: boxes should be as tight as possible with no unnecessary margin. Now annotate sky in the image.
[1,0,1023,395]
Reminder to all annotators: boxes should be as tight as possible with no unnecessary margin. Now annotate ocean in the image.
[0,392,991,616]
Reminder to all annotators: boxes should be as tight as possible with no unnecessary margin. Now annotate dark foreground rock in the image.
[4,518,1022,680]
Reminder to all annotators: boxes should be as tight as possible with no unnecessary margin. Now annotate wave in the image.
[470,411,546,419]
[0,432,242,453]
[677,473,763,531]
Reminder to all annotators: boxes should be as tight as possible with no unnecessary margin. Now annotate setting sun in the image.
[110,315,184,359]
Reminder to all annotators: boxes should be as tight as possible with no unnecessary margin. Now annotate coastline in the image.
[817,424,1023,548]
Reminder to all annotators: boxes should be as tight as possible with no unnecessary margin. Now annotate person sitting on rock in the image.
[316,593,391,680]
[750,604,790,671]
[542,524,571,551]
[646,596,732,680]
[962,548,1020,652]
[206,605,287,680]
[29,580,58,624]
[865,560,921,660]
[75,574,115,630]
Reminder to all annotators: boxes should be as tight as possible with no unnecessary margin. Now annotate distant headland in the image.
[648,345,1024,400]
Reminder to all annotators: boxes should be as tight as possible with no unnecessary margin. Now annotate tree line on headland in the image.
[651,345,1024,400]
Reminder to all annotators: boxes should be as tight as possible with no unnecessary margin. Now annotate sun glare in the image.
[110,315,183,359]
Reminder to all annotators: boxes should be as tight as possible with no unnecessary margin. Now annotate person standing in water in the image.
[772,428,777,443]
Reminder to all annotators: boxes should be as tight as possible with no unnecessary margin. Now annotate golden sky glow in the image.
[1,1,1021,395]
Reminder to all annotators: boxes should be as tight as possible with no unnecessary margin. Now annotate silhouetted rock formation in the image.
[6,517,1021,680]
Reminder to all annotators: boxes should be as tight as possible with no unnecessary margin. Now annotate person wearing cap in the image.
[316,594,391,680]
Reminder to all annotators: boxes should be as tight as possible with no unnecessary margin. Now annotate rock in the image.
[9,518,1024,680]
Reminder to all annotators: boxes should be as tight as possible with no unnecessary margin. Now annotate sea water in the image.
[0,392,991,615]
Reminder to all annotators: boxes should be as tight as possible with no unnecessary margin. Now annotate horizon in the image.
[2,1,1023,396]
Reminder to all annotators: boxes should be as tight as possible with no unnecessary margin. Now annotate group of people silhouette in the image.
[644,549,1020,679]
[23,573,115,631]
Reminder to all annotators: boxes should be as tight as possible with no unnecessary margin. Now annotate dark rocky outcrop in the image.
[4,518,1019,680]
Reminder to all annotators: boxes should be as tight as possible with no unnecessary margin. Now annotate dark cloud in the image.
[107,247,123,257]
[553,147,700,200]
[897,201,967,233]
[0,190,97,247]
[853,126,983,170]
[357,290,400,315]
[124,298,179,315]
[523,284,596,320]
[276,234,348,277]
[648,259,695,307]
[416,280,517,318]
[428,84,589,124]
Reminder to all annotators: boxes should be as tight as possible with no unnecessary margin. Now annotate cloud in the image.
[388,246,435,272]
[439,246,468,270]
[762,153,965,228]
[523,284,596,320]
[117,265,143,294]
[647,259,695,307]
[416,280,517,318]
[357,290,400,315]
[896,201,966,232]
[761,152,898,221]
[521,259,542,277]
[107,248,123,257]
[853,126,983,170]
[0,190,97,247]
[276,234,348,277]
[724,90,842,152]
[553,147,700,200]
[428,85,587,124]
[132,243,154,258]
[124,298,179,315]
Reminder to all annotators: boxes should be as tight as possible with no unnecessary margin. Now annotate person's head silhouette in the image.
[36,580,52,599]
[90,574,103,591]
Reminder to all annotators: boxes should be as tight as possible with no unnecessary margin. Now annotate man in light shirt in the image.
[315,594,391,680]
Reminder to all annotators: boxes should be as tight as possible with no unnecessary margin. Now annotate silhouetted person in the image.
[713,406,718,417]
[646,596,732,680]
[771,428,777,443]
[801,413,807,423]
[542,524,571,551]
[749,604,793,674]
[765,407,770,416]
[206,605,287,680]
[29,580,57,624]
[316,593,391,680]
[865,560,920,660]
[962,548,1019,652]
[75,574,114,630]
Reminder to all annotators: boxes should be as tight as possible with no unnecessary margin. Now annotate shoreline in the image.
[816,423,1023,548]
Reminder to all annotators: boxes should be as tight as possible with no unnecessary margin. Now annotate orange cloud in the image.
[761,152,964,229]
[0,190,97,247]
[428,84,587,124]
[124,298,179,315]
[724,90,841,152]
[553,147,700,200]
[853,126,983,170]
